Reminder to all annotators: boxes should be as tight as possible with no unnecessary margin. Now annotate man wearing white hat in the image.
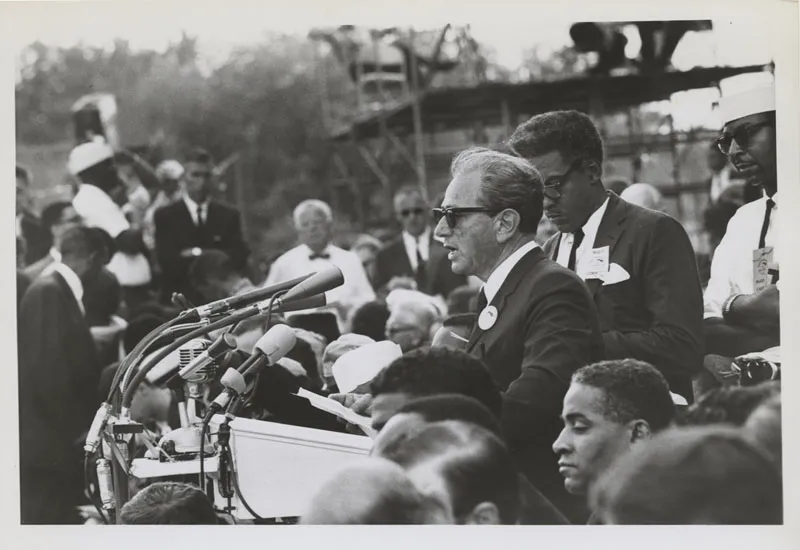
[68,138,153,309]
[699,83,780,397]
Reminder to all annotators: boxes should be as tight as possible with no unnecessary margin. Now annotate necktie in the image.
[196,204,205,232]
[758,198,775,249]
[567,228,585,272]
[476,288,488,312]
[415,237,427,290]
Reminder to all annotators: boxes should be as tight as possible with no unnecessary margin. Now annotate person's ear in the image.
[495,209,520,244]
[629,420,652,445]
[464,502,501,525]
[583,159,603,184]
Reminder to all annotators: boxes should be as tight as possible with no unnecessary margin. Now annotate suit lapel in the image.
[467,247,545,352]
[51,271,85,323]
[587,192,628,298]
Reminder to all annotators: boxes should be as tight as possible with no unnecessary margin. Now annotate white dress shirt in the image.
[555,197,610,279]
[704,193,779,319]
[183,195,209,226]
[483,240,541,304]
[401,228,431,272]
[52,261,85,315]
[264,243,376,327]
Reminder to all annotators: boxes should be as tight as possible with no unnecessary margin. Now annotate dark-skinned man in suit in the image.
[508,110,704,403]
[373,186,466,298]
[433,147,605,522]
[154,148,249,305]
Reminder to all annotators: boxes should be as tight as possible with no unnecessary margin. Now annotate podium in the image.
[131,416,373,520]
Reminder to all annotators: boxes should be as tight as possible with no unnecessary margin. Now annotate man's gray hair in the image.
[450,147,544,234]
[293,199,334,227]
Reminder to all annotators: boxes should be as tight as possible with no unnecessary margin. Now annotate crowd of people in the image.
[15,80,781,525]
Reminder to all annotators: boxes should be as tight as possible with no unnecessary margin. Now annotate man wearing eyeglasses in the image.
[433,147,604,522]
[508,110,704,404]
[699,84,780,396]
[373,186,466,298]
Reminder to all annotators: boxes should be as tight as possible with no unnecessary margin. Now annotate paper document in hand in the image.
[296,388,377,438]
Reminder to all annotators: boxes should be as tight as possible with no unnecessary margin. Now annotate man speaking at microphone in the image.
[433,147,604,521]
[264,200,375,342]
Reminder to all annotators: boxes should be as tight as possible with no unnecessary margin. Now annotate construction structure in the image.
[309,21,770,250]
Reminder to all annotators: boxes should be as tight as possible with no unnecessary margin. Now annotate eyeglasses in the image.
[716,121,773,155]
[542,159,582,201]
[432,206,500,229]
[399,208,426,218]
[385,325,419,337]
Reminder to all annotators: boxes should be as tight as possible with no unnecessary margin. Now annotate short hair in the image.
[351,301,390,341]
[58,226,109,261]
[393,185,425,203]
[450,147,544,234]
[675,382,780,427]
[293,199,333,227]
[590,426,782,524]
[119,482,219,524]
[41,201,75,233]
[508,110,605,168]
[186,148,213,165]
[396,394,502,438]
[442,313,477,331]
[572,359,674,432]
[124,313,168,355]
[16,165,31,184]
[383,420,521,524]
[188,250,237,292]
[389,300,439,332]
[369,347,501,418]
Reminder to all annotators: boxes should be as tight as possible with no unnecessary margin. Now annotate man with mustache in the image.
[508,110,704,403]
[699,83,780,395]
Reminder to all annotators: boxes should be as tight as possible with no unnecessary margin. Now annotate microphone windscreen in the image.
[280,267,344,303]
[253,324,297,364]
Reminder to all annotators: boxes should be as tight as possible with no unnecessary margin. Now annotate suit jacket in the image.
[154,199,249,303]
[542,193,704,400]
[373,233,466,297]
[18,271,101,475]
[467,246,604,521]
[19,211,51,267]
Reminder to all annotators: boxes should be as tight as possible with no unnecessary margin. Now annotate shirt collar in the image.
[580,196,609,237]
[402,227,431,246]
[52,262,84,313]
[183,194,208,211]
[483,239,540,303]
[300,243,333,257]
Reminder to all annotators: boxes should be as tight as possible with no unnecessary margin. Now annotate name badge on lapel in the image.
[753,247,774,293]
[478,305,498,331]
[580,246,610,280]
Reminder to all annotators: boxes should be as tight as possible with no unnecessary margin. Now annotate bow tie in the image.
[309,252,330,260]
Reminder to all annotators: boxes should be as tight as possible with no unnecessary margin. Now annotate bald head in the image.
[620,183,665,212]
[301,458,439,524]
[385,301,440,352]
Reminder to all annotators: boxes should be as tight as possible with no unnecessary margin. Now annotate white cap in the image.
[332,340,402,393]
[155,159,185,180]
[718,83,775,124]
[68,137,114,176]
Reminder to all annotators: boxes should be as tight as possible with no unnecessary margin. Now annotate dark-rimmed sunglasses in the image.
[399,208,426,218]
[716,121,773,155]
[542,159,582,201]
[432,206,501,229]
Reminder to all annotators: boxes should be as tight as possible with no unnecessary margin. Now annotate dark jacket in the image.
[19,211,51,267]
[466,246,604,521]
[373,233,466,297]
[154,199,249,304]
[543,192,704,400]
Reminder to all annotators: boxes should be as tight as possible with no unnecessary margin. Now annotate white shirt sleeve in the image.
[703,216,740,318]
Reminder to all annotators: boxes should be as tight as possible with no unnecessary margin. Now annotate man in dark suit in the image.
[154,148,249,305]
[18,226,110,524]
[16,165,51,267]
[373,186,466,298]
[433,147,605,522]
[509,110,704,402]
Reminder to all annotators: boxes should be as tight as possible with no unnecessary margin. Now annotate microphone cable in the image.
[83,453,110,525]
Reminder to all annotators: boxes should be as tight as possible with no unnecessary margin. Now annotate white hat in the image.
[718,83,775,124]
[68,138,114,176]
[332,340,402,393]
[155,159,185,180]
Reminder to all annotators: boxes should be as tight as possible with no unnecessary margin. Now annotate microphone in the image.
[168,333,237,386]
[206,325,297,419]
[278,266,344,304]
[181,273,313,321]
[262,293,327,314]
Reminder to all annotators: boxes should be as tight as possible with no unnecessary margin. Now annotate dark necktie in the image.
[758,198,775,249]
[567,228,585,272]
[196,205,205,233]
[310,251,331,261]
[415,238,427,290]
[476,288,488,312]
